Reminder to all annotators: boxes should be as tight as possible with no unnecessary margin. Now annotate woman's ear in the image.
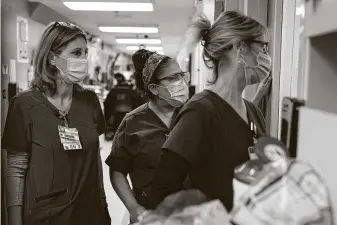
[239,42,249,54]
[233,42,241,53]
[48,53,56,66]
[148,84,159,96]
[234,42,249,54]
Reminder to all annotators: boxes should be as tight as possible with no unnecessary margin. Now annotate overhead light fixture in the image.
[63,1,154,12]
[99,26,158,33]
[126,46,163,51]
[116,38,161,44]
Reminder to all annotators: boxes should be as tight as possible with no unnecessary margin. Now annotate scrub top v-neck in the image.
[151,90,254,211]
[2,88,107,225]
[105,103,179,207]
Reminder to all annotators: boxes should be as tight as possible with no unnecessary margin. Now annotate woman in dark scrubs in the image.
[2,22,110,225]
[151,11,273,211]
[105,49,190,223]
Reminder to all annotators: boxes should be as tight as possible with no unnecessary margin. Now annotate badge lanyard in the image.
[41,91,82,150]
[247,112,258,139]
[58,111,69,127]
[247,111,258,160]
[57,109,82,150]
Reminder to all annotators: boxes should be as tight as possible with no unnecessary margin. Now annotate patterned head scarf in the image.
[142,52,167,90]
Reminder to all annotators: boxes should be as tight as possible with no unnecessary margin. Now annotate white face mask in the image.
[55,54,88,84]
[167,78,189,97]
[156,78,189,108]
[241,51,272,85]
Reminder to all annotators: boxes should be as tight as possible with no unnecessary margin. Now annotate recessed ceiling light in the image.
[126,46,163,51]
[63,2,154,12]
[99,26,158,33]
[116,38,161,44]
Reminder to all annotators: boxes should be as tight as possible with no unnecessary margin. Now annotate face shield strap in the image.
[142,53,167,91]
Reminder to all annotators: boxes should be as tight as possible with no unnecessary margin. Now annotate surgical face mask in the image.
[155,78,189,108]
[167,78,189,98]
[241,51,272,85]
[55,54,88,84]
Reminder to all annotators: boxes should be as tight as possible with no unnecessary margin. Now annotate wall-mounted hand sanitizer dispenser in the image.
[280,97,305,158]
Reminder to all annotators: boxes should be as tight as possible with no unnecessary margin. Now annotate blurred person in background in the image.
[2,22,110,225]
[129,74,147,108]
[96,66,103,84]
[89,65,101,85]
[104,73,135,140]
[114,72,128,87]
[129,74,137,90]
[151,11,272,211]
[106,72,116,90]
[105,49,190,223]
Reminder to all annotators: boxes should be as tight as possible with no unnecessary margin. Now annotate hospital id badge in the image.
[58,125,82,150]
[248,146,258,160]
[63,143,82,150]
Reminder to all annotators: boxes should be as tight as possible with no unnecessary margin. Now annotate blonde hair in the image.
[183,11,266,84]
[31,22,87,95]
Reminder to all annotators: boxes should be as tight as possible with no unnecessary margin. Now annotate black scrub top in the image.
[105,103,177,205]
[2,88,107,225]
[151,90,253,211]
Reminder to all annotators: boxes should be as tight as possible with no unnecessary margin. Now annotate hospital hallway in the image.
[99,135,129,225]
[2,0,337,224]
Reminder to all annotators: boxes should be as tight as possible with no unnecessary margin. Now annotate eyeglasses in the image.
[46,22,80,37]
[48,22,67,33]
[51,21,77,29]
[161,72,190,83]
[248,40,269,53]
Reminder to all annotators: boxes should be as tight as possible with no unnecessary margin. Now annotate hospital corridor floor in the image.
[100,135,130,225]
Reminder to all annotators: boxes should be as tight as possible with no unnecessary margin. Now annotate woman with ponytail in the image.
[151,11,272,211]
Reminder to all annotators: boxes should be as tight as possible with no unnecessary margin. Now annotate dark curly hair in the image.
[132,49,171,98]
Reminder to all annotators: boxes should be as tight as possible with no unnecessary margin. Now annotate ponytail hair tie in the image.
[201,29,210,46]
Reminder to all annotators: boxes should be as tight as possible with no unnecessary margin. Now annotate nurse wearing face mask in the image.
[151,11,272,211]
[105,49,189,224]
[2,22,110,225]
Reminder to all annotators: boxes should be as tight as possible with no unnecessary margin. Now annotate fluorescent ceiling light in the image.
[99,26,158,33]
[126,46,163,51]
[116,38,161,44]
[63,2,153,12]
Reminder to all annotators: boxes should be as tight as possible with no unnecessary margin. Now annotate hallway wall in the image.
[1,0,46,132]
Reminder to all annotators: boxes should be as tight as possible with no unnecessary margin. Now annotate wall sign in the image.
[2,64,8,75]
[2,89,7,99]
[17,16,29,63]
